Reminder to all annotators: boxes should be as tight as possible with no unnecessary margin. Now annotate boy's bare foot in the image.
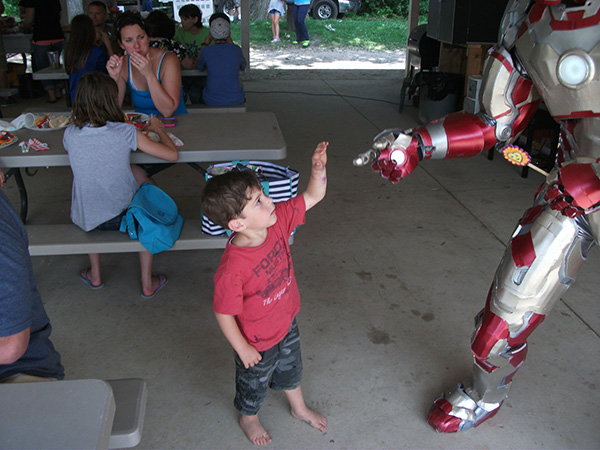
[239,414,272,446]
[291,407,328,431]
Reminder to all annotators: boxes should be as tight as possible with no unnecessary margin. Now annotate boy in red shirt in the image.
[202,142,328,446]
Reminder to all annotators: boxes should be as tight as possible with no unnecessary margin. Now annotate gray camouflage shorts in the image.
[234,318,303,415]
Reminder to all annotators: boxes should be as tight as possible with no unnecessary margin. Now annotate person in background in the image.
[145,10,191,69]
[0,2,9,105]
[267,0,286,43]
[65,14,108,103]
[64,72,178,299]
[228,0,241,23]
[106,11,187,117]
[83,0,116,11]
[142,0,153,12]
[174,3,209,64]
[0,186,65,384]
[17,0,27,23]
[292,0,310,48]
[22,0,65,103]
[174,4,209,104]
[197,13,246,106]
[87,0,116,57]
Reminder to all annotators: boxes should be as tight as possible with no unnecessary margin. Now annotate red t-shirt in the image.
[213,195,306,351]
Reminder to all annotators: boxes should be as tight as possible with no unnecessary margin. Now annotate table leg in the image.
[187,162,207,175]
[4,168,29,223]
[65,79,71,107]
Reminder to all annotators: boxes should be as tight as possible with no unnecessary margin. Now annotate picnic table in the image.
[0,378,147,449]
[31,67,212,108]
[0,111,287,254]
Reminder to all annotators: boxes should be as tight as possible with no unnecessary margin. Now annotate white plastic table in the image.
[0,111,287,221]
[0,379,116,449]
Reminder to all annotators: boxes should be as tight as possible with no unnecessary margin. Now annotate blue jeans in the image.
[31,40,65,92]
[293,4,310,42]
[95,210,126,231]
[234,318,303,415]
[182,76,205,105]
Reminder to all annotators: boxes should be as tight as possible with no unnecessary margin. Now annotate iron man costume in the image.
[355,0,600,433]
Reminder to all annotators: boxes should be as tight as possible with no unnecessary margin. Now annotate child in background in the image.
[64,72,178,299]
[201,142,329,446]
[267,0,286,43]
[145,10,191,67]
[174,4,210,104]
[174,4,209,64]
[197,13,246,106]
[65,14,108,103]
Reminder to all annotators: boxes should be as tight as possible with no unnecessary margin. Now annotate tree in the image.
[249,0,270,21]
[3,0,20,17]
[359,0,429,17]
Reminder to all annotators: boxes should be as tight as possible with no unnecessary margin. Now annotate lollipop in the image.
[501,144,548,176]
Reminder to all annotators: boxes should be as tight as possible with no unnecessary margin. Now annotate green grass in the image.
[229,16,424,51]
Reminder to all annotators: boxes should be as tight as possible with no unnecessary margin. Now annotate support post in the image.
[406,0,421,77]
[241,0,250,72]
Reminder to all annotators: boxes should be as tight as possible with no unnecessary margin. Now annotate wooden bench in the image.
[187,103,247,113]
[26,219,228,256]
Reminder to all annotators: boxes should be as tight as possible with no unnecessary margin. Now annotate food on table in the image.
[126,113,142,121]
[35,114,51,128]
[0,130,16,146]
[125,113,148,130]
[48,115,71,129]
[32,114,71,129]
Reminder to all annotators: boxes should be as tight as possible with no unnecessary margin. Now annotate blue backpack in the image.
[120,182,184,254]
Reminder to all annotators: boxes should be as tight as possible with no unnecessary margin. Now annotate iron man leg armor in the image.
[428,198,597,433]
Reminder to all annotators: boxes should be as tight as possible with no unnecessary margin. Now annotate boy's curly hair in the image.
[201,170,262,229]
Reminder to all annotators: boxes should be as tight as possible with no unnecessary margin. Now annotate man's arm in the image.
[214,312,262,369]
[303,141,328,212]
[0,328,29,365]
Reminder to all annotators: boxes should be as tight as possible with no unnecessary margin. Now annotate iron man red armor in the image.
[355,0,600,433]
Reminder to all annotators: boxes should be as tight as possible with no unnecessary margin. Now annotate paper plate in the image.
[26,114,71,131]
[0,130,18,149]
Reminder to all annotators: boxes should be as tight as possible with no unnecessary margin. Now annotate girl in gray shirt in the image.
[64,72,178,299]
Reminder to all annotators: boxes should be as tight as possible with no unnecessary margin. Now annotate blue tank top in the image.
[127,52,187,115]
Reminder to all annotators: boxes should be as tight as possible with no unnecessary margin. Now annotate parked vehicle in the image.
[310,0,360,20]
[215,0,360,21]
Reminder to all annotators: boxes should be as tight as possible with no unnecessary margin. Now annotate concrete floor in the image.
[1,69,599,449]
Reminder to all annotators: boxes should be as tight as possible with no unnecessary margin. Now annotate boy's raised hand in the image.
[312,141,328,171]
[304,141,329,211]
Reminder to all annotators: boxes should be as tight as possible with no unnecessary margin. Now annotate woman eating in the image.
[106,11,187,117]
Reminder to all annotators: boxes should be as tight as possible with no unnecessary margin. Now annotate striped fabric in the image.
[202,161,299,236]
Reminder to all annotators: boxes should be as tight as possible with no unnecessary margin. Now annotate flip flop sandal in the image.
[79,268,104,290]
[141,273,169,299]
